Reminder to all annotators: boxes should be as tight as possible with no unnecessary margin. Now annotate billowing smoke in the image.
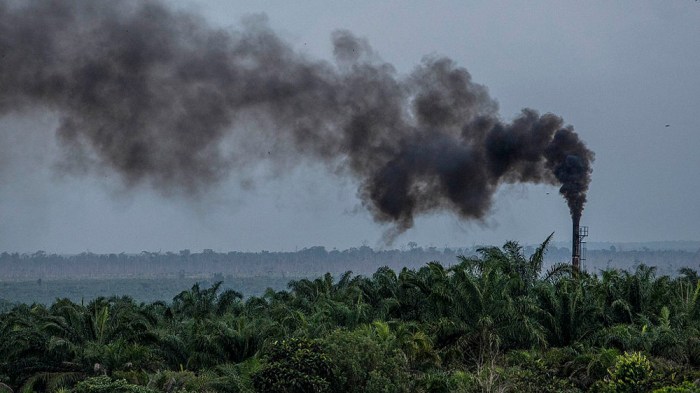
[0,0,593,236]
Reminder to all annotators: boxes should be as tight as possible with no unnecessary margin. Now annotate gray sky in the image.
[1,1,699,253]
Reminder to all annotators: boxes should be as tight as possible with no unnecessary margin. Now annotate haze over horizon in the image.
[1,1,699,254]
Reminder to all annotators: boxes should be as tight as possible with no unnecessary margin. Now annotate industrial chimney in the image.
[572,218,588,273]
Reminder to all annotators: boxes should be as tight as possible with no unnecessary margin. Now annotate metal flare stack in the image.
[572,218,588,273]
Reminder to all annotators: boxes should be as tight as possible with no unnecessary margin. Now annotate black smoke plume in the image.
[0,0,594,236]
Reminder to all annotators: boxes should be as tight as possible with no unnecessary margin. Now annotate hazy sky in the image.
[1,1,699,253]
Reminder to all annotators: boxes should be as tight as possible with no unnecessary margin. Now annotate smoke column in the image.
[0,0,594,238]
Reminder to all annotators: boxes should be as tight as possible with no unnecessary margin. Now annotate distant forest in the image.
[1,243,699,281]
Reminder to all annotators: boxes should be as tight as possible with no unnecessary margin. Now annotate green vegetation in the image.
[2,237,700,392]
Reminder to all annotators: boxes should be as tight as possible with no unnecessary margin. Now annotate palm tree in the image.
[474,233,554,292]
[537,276,603,347]
[0,304,80,391]
[171,281,241,320]
[402,239,551,366]
[357,267,402,320]
[37,296,160,378]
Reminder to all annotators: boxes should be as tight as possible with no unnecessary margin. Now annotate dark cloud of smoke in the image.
[0,0,594,237]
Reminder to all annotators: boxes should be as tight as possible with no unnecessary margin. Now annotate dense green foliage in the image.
[2,237,700,392]
[251,338,332,393]
[72,376,158,393]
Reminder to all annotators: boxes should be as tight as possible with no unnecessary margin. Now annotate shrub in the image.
[504,349,582,392]
[596,352,654,393]
[147,370,203,392]
[321,327,412,393]
[72,376,157,393]
[251,338,332,393]
[146,365,255,393]
[652,381,700,393]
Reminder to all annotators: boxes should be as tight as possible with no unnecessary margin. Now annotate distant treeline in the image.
[0,244,698,281]
[0,247,468,281]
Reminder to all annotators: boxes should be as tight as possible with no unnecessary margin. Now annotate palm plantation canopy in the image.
[2,237,700,392]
